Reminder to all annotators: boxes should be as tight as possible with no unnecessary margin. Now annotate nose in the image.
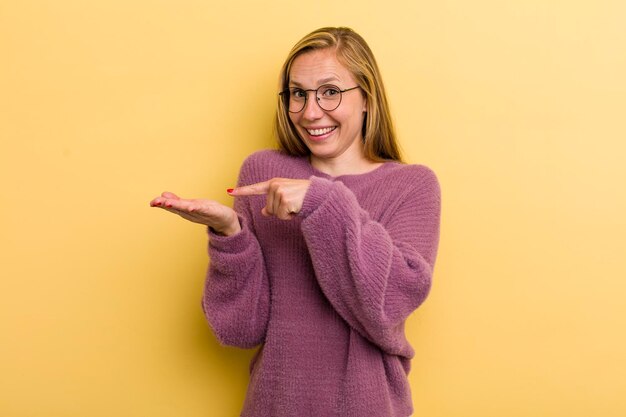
[301,92,324,120]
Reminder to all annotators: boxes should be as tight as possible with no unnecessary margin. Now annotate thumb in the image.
[161,191,180,200]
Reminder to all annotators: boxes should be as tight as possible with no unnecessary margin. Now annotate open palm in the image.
[150,191,240,236]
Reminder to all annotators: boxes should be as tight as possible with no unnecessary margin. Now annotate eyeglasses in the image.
[279,84,360,113]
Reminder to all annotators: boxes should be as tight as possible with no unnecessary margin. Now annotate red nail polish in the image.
[227,188,234,194]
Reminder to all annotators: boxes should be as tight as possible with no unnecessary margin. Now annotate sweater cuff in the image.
[299,176,336,218]
[207,215,251,254]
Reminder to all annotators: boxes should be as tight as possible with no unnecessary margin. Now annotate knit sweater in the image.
[202,149,441,417]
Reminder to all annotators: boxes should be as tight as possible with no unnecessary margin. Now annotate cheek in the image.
[288,112,302,128]
[344,108,365,128]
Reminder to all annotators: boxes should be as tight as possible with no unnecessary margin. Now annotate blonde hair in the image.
[274,27,402,162]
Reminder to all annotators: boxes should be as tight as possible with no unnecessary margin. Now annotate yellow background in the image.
[1,0,625,416]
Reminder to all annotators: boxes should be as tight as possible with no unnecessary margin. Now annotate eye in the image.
[291,88,306,99]
[321,85,341,97]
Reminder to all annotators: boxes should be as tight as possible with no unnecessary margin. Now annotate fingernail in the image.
[226,188,234,194]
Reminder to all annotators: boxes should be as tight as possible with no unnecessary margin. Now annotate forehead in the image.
[289,48,355,86]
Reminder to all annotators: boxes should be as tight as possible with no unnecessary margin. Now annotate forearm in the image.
[300,173,440,355]
[202,216,270,348]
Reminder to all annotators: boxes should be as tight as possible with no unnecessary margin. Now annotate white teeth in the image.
[307,127,335,136]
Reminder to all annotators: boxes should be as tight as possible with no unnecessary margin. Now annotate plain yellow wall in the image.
[1,0,625,416]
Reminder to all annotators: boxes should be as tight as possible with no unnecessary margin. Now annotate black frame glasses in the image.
[279,84,361,113]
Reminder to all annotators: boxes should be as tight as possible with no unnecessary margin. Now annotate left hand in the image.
[229,178,311,220]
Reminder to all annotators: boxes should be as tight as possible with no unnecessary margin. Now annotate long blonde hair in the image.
[275,27,402,162]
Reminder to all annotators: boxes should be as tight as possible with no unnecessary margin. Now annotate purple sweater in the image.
[202,150,441,417]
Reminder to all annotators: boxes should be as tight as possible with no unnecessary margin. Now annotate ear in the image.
[359,88,367,112]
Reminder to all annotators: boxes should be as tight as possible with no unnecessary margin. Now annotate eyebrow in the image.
[290,77,340,87]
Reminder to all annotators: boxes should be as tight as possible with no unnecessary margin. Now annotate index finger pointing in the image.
[228,180,271,196]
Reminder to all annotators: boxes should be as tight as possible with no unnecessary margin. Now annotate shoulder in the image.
[388,162,437,180]
[374,163,441,214]
[382,162,440,195]
[241,149,294,167]
[237,149,309,185]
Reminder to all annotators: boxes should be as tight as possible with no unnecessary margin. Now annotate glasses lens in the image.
[288,88,306,113]
[317,85,342,111]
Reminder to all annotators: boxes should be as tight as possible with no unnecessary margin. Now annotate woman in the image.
[150,27,441,417]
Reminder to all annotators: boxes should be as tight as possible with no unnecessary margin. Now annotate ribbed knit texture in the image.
[202,150,441,417]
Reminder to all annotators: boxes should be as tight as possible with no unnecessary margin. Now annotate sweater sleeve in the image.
[201,160,270,349]
[299,167,441,358]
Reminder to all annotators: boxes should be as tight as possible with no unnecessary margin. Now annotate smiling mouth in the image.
[306,126,336,136]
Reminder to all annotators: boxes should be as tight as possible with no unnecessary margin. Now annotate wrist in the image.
[213,218,241,237]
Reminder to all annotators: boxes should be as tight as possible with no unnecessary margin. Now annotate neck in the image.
[310,152,382,177]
